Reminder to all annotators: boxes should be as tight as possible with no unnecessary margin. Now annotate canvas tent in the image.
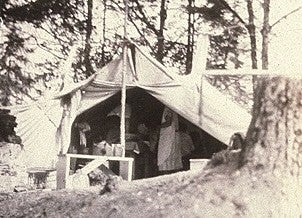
[2,42,251,168]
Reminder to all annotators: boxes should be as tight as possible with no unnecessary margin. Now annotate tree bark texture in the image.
[185,0,195,74]
[246,0,257,69]
[157,0,166,63]
[261,0,270,70]
[101,0,107,65]
[84,0,93,76]
[243,77,302,186]
[246,0,260,115]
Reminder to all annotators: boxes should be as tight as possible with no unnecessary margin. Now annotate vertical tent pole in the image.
[120,0,128,157]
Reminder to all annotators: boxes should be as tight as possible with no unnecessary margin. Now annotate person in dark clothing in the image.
[104,115,121,175]
[134,122,155,179]
[178,123,194,171]
[105,115,121,144]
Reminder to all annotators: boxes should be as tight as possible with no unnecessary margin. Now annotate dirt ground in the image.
[0,162,288,218]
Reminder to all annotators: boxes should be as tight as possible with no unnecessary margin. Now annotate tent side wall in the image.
[8,100,63,168]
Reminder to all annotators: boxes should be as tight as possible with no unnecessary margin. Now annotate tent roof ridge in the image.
[128,39,175,81]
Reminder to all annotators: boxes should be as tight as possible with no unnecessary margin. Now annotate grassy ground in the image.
[0,163,285,218]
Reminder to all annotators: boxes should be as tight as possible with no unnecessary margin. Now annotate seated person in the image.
[93,139,114,156]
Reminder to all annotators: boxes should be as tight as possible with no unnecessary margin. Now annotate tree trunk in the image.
[245,0,261,135]
[84,0,93,76]
[246,0,257,69]
[243,77,302,185]
[101,0,107,66]
[157,0,166,63]
[261,0,270,70]
[185,0,195,74]
[243,0,271,158]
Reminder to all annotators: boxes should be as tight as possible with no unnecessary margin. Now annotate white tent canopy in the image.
[2,42,251,168]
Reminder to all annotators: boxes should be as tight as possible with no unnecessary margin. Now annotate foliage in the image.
[206,75,253,112]
[0,0,251,106]
[192,1,252,110]
[0,23,35,105]
[0,0,86,105]
[73,35,124,82]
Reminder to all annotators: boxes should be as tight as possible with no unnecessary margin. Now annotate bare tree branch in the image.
[37,43,64,59]
[110,0,159,36]
[31,34,65,59]
[44,23,71,44]
[189,0,248,28]
[131,0,160,36]
[214,0,248,27]
[130,9,158,36]
[127,14,153,50]
[110,0,156,49]
[270,6,302,29]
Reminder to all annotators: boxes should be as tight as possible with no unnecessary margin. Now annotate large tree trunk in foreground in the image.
[241,77,302,215]
[244,77,302,182]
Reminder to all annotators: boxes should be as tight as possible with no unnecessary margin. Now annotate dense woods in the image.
[1,0,302,215]
[0,0,256,105]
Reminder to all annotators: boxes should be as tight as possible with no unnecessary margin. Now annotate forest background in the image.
[1,0,301,108]
[1,1,302,216]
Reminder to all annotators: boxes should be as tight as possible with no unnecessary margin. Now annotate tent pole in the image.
[120,0,128,157]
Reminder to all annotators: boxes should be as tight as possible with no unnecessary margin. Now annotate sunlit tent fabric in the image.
[1,100,62,167]
[1,42,251,168]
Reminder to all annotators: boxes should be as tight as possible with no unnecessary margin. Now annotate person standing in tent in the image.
[178,122,194,170]
[105,115,121,144]
[107,103,131,133]
[157,107,183,174]
[135,121,154,178]
[74,121,91,170]
[75,121,91,154]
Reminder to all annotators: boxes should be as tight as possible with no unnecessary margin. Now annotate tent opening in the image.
[69,87,226,180]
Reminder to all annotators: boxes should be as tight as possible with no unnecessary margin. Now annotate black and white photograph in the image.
[0,0,302,217]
